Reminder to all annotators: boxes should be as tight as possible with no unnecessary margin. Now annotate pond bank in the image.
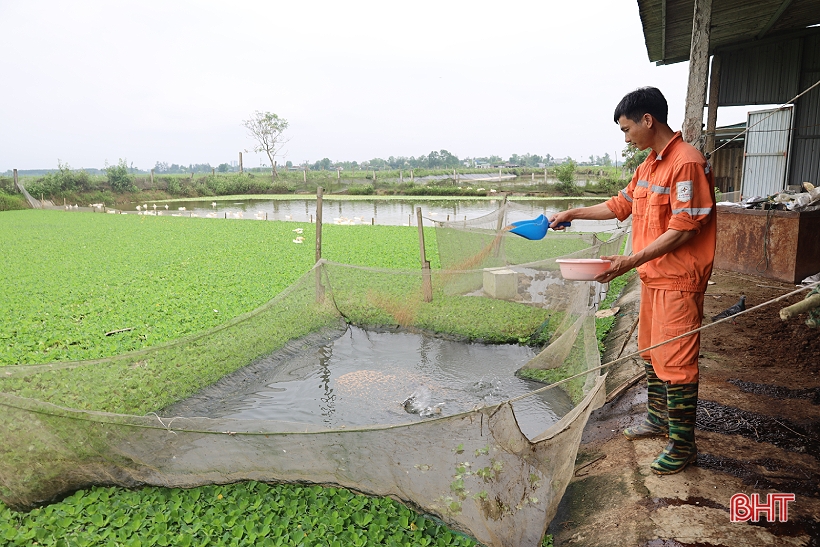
[551,271,820,546]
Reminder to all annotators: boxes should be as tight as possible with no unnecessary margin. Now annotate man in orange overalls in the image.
[550,87,716,475]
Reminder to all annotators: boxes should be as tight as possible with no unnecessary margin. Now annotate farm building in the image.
[637,0,820,283]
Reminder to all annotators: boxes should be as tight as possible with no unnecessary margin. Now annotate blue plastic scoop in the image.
[507,214,571,240]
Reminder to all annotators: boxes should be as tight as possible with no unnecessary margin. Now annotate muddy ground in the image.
[549,269,820,546]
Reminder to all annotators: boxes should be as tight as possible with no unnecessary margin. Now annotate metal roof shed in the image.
[635,0,820,283]
[635,0,820,192]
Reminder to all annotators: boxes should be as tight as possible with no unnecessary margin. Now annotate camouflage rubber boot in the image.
[624,363,668,440]
[651,383,698,475]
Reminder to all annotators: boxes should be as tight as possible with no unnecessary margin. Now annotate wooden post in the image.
[417,207,433,303]
[315,187,324,302]
[150,169,154,186]
[316,187,323,262]
[705,54,722,156]
[400,169,403,182]
[13,169,18,192]
[531,172,534,181]
[682,0,713,148]
[239,152,243,173]
[493,196,506,256]
[303,169,307,183]
[212,168,215,176]
[411,169,414,181]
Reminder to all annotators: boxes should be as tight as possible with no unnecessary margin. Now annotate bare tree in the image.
[243,111,289,180]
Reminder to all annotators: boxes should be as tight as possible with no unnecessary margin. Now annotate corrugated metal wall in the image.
[790,33,820,188]
[742,107,793,197]
[718,38,802,106]
[717,29,820,190]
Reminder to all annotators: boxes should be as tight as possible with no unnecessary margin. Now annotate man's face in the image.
[618,114,652,151]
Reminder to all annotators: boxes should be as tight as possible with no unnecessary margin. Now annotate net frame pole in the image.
[493,196,507,257]
[416,206,433,302]
[315,187,324,302]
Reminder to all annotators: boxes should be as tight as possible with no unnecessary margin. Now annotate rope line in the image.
[507,279,820,404]
[707,77,820,158]
[3,280,818,432]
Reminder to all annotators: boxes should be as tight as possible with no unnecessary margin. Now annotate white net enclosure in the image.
[0,204,626,547]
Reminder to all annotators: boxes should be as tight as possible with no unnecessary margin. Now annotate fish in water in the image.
[712,295,746,321]
[401,385,444,417]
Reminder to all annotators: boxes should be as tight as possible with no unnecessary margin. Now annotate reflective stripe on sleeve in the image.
[637,180,649,188]
[651,184,670,194]
[672,207,712,216]
[620,189,633,202]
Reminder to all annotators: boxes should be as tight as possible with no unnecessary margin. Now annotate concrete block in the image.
[483,268,517,300]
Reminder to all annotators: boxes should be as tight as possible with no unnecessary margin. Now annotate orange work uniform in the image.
[606,132,716,384]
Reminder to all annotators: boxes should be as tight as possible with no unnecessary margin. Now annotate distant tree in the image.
[285,160,293,168]
[106,159,136,193]
[243,111,289,180]
[312,158,332,170]
[602,153,612,167]
[217,163,230,173]
[622,144,650,171]
[554,159,582,196]
[438,149,460,168]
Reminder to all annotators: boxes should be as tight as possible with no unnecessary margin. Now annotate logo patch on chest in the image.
[676,181,693,203]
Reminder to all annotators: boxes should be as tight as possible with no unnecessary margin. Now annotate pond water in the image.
[210,326,574,439]
[127,197,618,231]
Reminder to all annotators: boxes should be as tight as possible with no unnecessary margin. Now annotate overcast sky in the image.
[0,1,752,171]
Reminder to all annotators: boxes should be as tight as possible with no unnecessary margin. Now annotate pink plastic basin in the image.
[555,259,612,280]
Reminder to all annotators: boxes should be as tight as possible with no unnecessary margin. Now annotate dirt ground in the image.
[548,269,820,546]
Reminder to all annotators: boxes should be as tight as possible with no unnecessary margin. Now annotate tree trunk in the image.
[267,152,277,180]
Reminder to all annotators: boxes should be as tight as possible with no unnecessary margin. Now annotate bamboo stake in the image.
[417,207,433,303]
[315,187,324,302]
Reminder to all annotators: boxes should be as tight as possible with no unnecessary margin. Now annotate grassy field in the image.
[0,210,442,367]
[1,210,571,546]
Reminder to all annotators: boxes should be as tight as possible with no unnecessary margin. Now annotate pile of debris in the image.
[719,182,820,212]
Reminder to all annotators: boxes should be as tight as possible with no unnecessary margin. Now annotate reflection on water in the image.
[217,326,574,439]
[123,198,616,230]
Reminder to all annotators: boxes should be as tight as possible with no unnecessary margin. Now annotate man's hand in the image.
[593,229,697,283]
[549,211,573,231]
[594,254,634,283]
[550,202,617,231]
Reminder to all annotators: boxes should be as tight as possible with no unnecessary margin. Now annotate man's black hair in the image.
[613,87,668,125]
